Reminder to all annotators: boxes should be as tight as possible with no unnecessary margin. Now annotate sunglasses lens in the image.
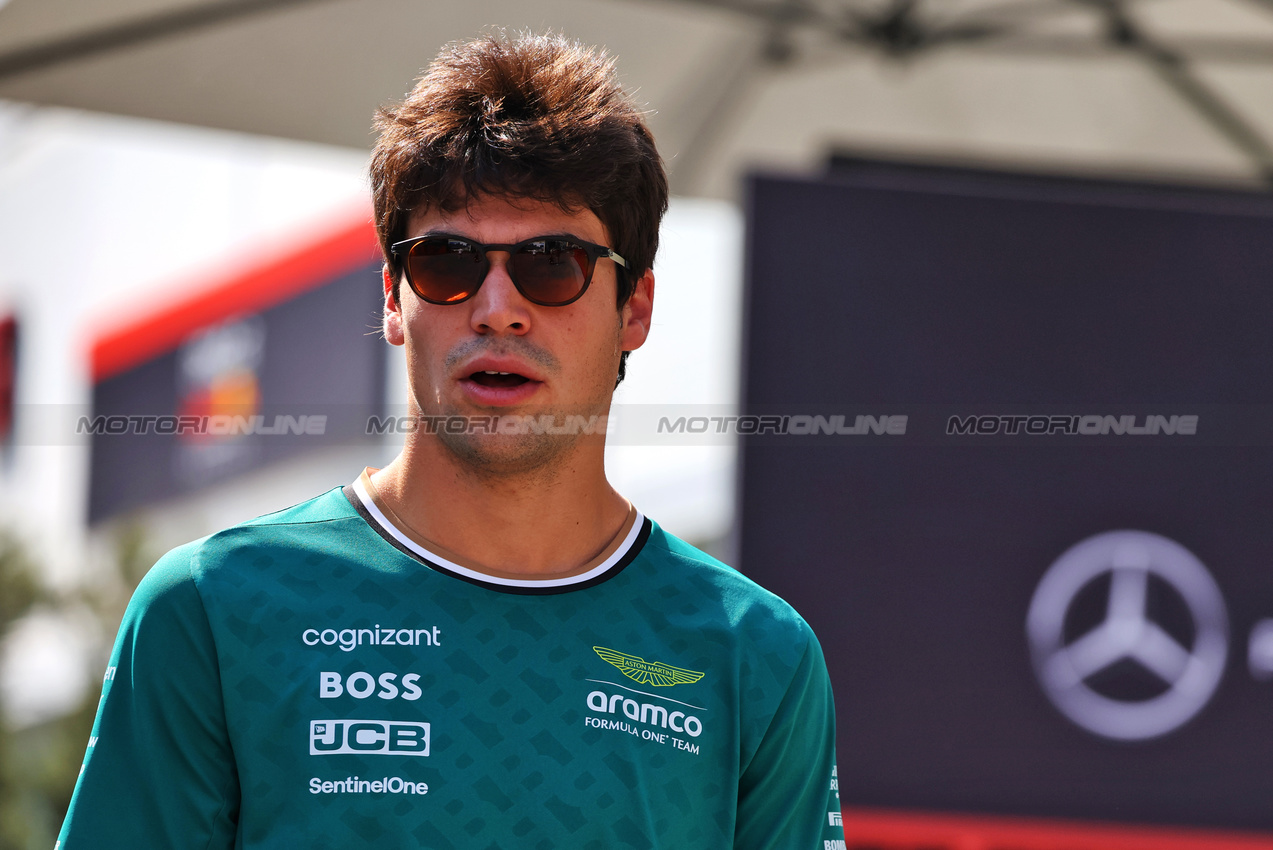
[511,239,590,306]
[406,238,485,303]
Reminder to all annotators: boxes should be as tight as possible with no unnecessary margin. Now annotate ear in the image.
[619,269,655,352]
[383,265,405,346]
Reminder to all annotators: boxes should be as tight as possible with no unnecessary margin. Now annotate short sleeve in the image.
[57,543,240,850]
[735,629,845,849]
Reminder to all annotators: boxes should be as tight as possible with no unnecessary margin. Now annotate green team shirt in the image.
[59,482,845,849]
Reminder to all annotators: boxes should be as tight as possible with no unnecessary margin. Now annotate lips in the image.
[469,370,530,389]
[460,355,545,383]
[456,357,545,406]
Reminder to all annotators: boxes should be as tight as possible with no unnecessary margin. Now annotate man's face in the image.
[383,194,653,474]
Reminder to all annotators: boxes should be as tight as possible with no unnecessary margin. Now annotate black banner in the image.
[739,165,1273,831]
[89,262,384,522]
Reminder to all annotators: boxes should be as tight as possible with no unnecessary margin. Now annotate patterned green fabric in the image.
[59,487,844,848]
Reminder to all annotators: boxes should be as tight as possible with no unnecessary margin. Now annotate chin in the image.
[437,429,579,478]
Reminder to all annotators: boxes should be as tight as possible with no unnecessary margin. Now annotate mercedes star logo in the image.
[1026,530,1228,741]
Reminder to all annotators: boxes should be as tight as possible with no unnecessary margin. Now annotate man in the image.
[59,31,845,849]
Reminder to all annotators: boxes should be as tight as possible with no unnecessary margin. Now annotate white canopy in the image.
[2,0,1272,198]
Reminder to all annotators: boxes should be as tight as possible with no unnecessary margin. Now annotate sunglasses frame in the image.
[389,233,629,307]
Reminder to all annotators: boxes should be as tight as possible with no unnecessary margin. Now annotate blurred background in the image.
[2,0,1273,847]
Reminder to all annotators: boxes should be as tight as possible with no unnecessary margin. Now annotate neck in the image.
[369,431,630,577]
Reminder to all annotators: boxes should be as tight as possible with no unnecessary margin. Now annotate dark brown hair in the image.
[371,31,668,380]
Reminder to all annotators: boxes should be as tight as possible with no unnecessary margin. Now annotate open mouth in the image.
[469,370,531,389]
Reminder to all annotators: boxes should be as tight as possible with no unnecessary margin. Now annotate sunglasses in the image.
[389,234,628,307]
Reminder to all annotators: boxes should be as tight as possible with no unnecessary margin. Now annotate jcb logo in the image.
[309,720,430,757]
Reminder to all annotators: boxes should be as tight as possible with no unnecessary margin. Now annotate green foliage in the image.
[2,696,98,850]
[0,525,154,850]
[0,531,39,850]
[0,535,38,631]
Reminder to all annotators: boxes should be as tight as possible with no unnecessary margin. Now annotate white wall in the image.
[0,100,370,586]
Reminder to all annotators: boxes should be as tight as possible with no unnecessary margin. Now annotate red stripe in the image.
[841,807,1273,850]
[90,209,380,383]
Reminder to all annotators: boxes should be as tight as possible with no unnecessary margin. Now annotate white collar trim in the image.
[352,476,644,588]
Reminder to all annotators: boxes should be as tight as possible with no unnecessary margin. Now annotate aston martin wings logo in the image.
[593,646,705,687]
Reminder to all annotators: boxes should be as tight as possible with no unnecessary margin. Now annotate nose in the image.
[468,252,532,335]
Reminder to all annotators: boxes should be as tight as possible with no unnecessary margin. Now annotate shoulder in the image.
[131,487,361,605]
[639,519,817,648]
[636,520,832,761]
[175,486,361,571]
[236,485,359,529]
